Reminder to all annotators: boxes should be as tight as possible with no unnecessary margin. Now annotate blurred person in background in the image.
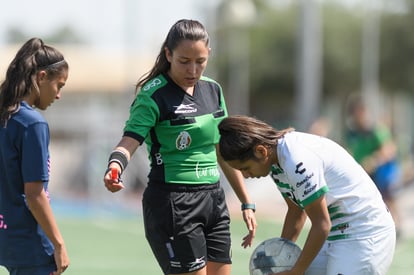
[308,116,331,137]
[0,38,70,275]
[218,115,396,275]
[344,95,401,238]
[103,19,256,275]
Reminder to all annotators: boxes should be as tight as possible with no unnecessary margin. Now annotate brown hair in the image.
[0,37,68,126]
[135,19,209,91]
[218,115,294,161]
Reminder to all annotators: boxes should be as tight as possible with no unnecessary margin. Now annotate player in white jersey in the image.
[218,115,396,275]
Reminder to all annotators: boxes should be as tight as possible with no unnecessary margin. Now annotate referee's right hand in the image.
[103,165,125,193]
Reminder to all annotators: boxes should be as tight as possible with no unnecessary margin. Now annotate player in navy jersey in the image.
[103,19,257,275]
[0,38,70,275]
[218,115,395,275]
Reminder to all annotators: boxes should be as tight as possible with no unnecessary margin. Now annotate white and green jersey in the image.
[271,131,394,241]
[124,74,227,185]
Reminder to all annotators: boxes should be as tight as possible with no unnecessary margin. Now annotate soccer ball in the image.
[249,237,302,275]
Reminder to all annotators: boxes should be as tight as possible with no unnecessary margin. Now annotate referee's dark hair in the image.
[135,19,209,92]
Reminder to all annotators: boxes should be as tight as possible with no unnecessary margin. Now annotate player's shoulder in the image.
[199,76,222,90]
[139,74,169,95]
[11,102,47,127]
[283,131,330,145]
[278,131,305,148]
[277,131,327,162]
[200,75,218,83]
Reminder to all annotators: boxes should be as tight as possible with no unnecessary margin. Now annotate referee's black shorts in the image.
[142,181,231,274]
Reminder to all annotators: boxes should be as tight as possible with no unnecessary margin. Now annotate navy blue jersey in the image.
[0,101,54,266]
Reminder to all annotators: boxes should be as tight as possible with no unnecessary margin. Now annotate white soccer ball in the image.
[249,237,302,275]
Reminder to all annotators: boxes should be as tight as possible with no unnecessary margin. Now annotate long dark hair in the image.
[135,19,209,91]
[218,115,294,161]
[0,37,68,126]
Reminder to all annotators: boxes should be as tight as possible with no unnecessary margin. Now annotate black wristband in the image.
[241,203,256,212]
[108,150,128,172]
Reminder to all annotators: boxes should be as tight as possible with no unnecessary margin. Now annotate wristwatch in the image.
[241,203,256,212]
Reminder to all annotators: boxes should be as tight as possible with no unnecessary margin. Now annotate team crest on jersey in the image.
[176,131,192,150]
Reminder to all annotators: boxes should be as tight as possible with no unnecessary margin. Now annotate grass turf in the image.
[0,217,412,274]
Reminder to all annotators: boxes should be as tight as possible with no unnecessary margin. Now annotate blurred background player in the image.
[218,115,395,275]
[344,95,401,238]
[103,19,256,275]
[0,38,70,275]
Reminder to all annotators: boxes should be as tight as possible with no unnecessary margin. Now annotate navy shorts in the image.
[142,182,232,274]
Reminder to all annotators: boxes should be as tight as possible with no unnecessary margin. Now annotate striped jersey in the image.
[270,131,394,241]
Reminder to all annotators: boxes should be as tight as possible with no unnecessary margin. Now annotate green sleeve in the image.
[123,92,159,139]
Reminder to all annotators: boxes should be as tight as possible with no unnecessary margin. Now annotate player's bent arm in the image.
[290,196,331,274]
[280,198,307,242]
[216,145,253,204]
[24,182,70,272]
[368,140,397,171]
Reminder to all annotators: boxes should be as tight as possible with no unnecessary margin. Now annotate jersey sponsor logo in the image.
[303,183,317,197]
[297,172,317,197]
[337,223,349,233]
[176,131,192,150]
[0,214,7,230]
[174,103,197,114]
[195,162,219,178]
[295,162,306,174]
[143,78,162,91]
[296,172,314,188]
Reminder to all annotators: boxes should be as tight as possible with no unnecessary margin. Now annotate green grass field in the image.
[1,216,413,274]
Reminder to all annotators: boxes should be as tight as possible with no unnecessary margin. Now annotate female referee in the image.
[103,19,257,275]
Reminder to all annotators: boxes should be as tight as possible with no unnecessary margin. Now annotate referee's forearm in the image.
[218,159,252,203]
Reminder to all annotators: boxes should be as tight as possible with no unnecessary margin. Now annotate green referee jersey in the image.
[123,74,228,185]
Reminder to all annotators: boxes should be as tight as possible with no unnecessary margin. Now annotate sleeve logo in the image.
[143,78,162,91]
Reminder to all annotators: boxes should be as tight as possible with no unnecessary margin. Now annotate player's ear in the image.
[165,47,172,62]
[253,145,268,160]
[37,70,47,81]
